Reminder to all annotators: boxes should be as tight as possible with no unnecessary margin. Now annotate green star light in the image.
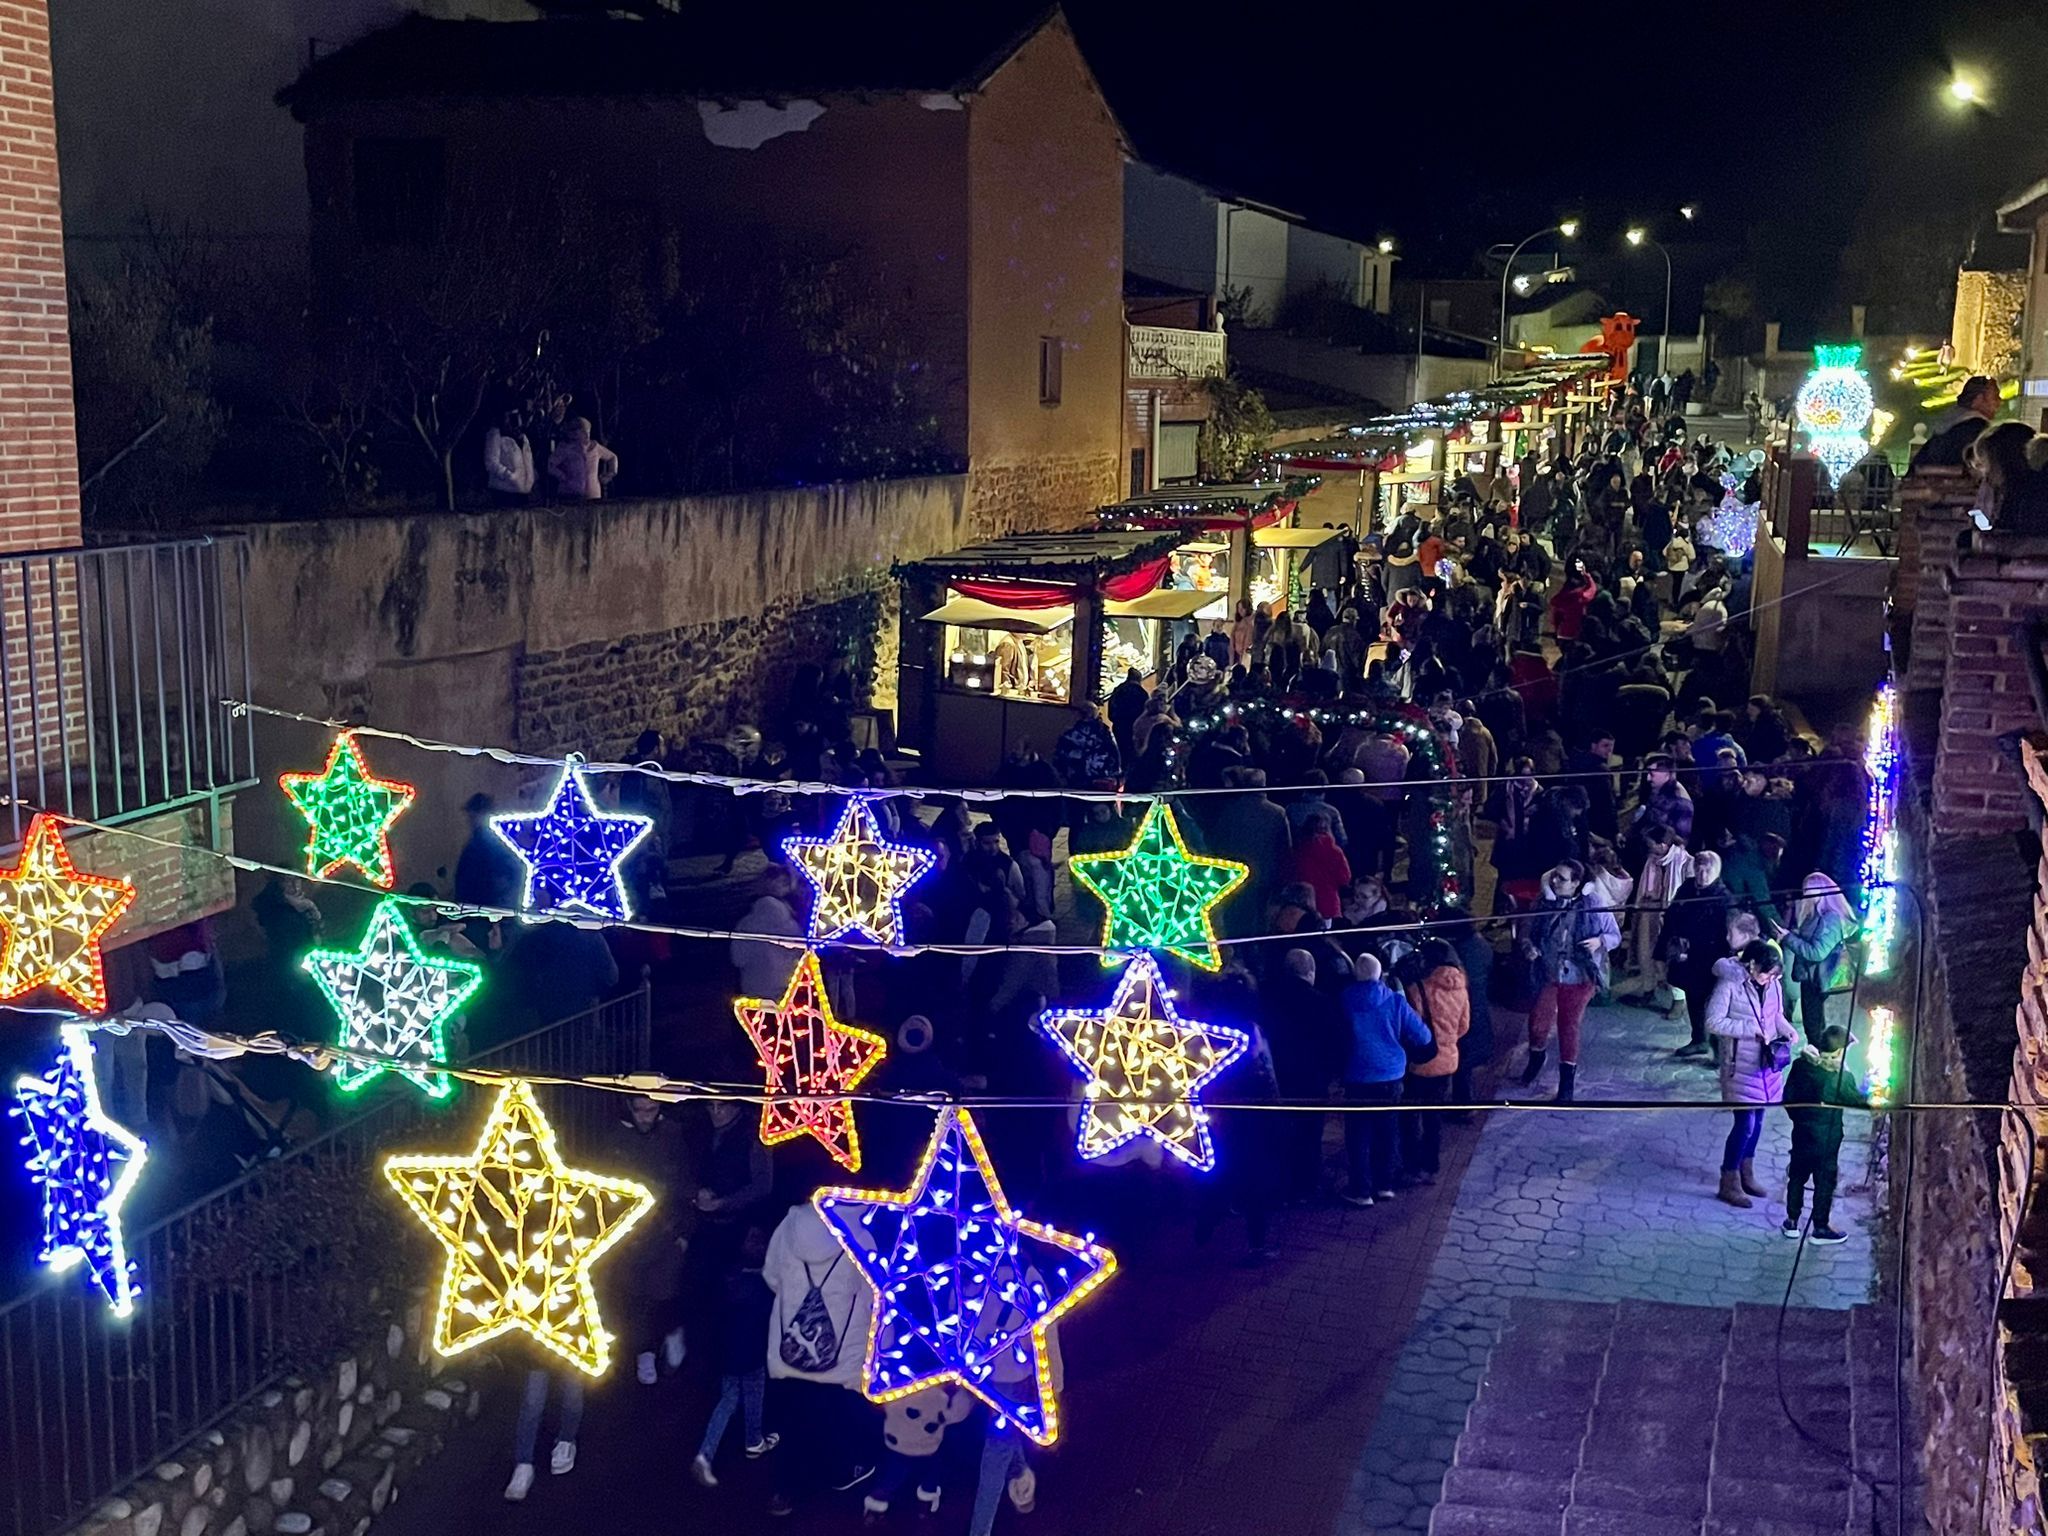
[303,899,483,1099]
[279,732,417,889]
[1068,801,1247,971]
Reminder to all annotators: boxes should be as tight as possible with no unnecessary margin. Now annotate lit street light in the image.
[1496,219,1579,376]
[1376,237,1395,255]
[1679,204,1698,222]
[1948,72,1984,106]
[1625,227,1674,376]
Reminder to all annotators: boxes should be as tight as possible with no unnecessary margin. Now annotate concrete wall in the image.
[230,475,969,879]
[964,18,1121,533]
[1746,536,1893,721]
[1286,224,1365,307]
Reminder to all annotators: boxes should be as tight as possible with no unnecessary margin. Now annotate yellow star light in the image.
[0,814,137,1012]
[733,949,888,1170]
[784,799,935,946]
[1037,952,1250,1171]
[383,1082,655,1377]
[1067,801,1246,971]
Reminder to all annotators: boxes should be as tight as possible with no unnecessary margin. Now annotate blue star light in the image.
[13,1024,148,1316]
[813,1109,1117,1447]
[490,756,654,921]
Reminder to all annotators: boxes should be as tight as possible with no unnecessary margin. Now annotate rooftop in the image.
[281,2,1060,114]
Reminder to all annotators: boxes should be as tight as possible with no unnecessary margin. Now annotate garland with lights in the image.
[1859,682,1901,978]
[1167,699,1463,912]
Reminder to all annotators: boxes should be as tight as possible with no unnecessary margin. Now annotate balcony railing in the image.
[0,536,256,840]
[0,983,653,1536]
[1127,323,1227,382]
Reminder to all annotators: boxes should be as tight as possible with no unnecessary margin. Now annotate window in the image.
[353,136,446,246]
[1129,448,1147,496]
[1157,422,1199,483]
[1038,336,1063,406]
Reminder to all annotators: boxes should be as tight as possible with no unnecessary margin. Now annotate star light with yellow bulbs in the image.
[0,812,137,1012]
[733,949,888,1170]
[383,1081,655,1377]
[1038,952,1248,1172]
[785,798,934,948]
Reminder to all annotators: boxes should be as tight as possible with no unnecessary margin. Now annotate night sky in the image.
[1066,0,2048,325]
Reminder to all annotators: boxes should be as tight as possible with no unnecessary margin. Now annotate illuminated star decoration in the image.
[733,949,887,1170]
[490,756,653,921]
[813,1109,1116,1446]
[1068,800,1246,971]
[303,898,483,1099]
[0,813,137,1012]
[12,1024,147,1316]
[1037,952,1249,1172]
[279,731,417,889]
[384,1081,655,1377]
[785,798,935,946]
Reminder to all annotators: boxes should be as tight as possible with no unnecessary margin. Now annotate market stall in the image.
[895,528,1188,782]
[1096,478,1322,622]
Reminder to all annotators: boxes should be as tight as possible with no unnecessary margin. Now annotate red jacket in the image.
[1288,833,1352,919]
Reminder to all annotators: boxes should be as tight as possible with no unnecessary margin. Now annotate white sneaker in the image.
[636,1351,658,1385]
[690,1453,718,1488]
[1006,1465,1036,1513]
[504,1464,535,1502]
[745,1432,780,1458]
[550,1440,577,1476]
[663,1328,686,1370]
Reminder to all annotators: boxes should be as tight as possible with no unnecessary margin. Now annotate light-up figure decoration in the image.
[1796,344,1875,488]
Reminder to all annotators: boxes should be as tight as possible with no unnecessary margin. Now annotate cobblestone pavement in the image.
[1346,990,1881,1534]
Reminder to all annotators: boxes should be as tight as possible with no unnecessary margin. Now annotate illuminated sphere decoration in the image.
[384,1081,655,1377]
[12,1024,147,1316]
[1037,952,1249,1172]
[813,1108,1117,1447]
[1796,344,1874,488]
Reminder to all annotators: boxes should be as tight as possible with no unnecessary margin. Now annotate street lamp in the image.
[1679,204,1698,222]
[1947,71,1984,107]
[1625,226,1674,377]
[1377,237,1395,255]
[1496,219,1579,376]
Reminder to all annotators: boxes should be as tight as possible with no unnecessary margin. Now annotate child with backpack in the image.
[762,1202,878,1516]
[689,1227,778,1487]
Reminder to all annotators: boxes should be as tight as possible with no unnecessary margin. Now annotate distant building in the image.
[280,4,1125,534]
[1123,162,1396,323]
[1121,275,1223,493]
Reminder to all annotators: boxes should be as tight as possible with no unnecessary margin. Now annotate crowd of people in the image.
[409,388,1901,1526]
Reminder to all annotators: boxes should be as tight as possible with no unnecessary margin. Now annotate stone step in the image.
[1453,1431,1571,1476]
[1706,1473,1854,1526]
[1564,1508,1703,1536]
[1568,1468,1707,1520]
[1439,1465,1573,1513]
[1465,1398,1595,1445]
[1429,1501,1566,1536]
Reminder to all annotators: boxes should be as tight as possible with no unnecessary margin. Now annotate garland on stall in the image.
[1167,699,1464,913]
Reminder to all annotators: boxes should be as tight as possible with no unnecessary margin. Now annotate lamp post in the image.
[1626,227,1673,377]
[1495,219,1578,378]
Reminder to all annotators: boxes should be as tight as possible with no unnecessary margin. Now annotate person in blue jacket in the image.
[1340,953,1433,1206]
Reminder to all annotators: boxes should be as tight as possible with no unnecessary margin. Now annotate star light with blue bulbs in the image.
[490,756,654,921]
[812,1108,1117,1447]
[12,1024,148,1317]
[1037,952,1249,1172]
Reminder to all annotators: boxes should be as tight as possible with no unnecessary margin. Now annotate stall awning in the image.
[1097,478,1317,530]
[1102,589,1220,620]
[1251,525,1342,550]
[918,598,1074,634]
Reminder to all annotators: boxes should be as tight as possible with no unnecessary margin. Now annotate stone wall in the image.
[1954,269,2028,381]
[965,451,1120,538]
[229,475,972,880]
[74,1298,479,1536]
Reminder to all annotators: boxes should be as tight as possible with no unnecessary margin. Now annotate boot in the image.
[1554,1062,1577,1103]
[1717,1170,1753,1208]
[1739,1159,1767,1199]
[1519,1048,1547,1087]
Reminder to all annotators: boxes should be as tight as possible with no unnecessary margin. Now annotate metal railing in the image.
[0,982,652,1536]
[0,536,255,841]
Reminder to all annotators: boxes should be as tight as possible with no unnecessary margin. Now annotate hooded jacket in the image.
[1404,965,1470,1079]
[1705,957,1798,1104]
[764,1204,873,1388]
[1531,866,1622,989]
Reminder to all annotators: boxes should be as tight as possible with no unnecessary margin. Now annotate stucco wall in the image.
[965,19,1122,534]
[230,474,968,879]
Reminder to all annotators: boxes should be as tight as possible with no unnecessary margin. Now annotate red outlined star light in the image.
[733,950,886,1171]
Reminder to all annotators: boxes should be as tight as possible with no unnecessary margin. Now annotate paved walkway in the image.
[1346,991,1880,1534]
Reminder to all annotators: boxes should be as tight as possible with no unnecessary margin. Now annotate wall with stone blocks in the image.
[73,1299,478,1536]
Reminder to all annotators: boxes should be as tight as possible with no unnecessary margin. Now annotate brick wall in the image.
[1929,531,2048,837]
[68,798,236,953]
[0,0,79,555]
[1896,468,1976,691]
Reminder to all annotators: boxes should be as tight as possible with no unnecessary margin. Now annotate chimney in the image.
[1764,321,1781,359]
[1851,305,1868,339]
